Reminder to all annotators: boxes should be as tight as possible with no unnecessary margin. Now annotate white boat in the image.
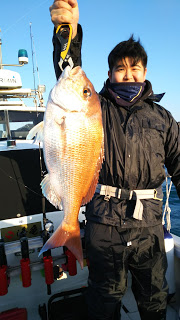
[0,37,179,320]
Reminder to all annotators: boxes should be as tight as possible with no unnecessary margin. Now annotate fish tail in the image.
[38,221,83,269]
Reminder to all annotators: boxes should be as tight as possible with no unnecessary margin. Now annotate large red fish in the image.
[27,66,104,268]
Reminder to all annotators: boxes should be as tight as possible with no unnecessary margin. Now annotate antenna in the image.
[30,22,36,93]
[0,29,2,69]
[29,23,45,108]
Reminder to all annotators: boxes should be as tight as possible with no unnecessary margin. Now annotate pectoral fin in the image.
[26,121,44,142]
[41,174,63,210]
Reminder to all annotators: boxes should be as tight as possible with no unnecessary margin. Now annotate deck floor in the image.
[0,265,179,319]
[121,273,180,319]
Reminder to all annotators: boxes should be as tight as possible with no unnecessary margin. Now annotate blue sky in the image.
[0,0,180,120]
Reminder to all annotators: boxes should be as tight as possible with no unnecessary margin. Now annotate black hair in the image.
[108,35,147,72]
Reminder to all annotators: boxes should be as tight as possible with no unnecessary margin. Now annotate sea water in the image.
[162,178,180,236]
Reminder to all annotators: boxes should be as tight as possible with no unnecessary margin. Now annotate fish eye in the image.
[83,87,92,97]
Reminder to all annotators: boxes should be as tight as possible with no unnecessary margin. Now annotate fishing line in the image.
[0,166,44,198]
[1,0,50,37]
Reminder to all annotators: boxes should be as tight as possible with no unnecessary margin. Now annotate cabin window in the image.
[0,110,44,140]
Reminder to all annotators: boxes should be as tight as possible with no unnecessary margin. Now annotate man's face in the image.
[108,57,147,83]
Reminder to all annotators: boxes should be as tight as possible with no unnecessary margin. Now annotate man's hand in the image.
[49,0,79,38]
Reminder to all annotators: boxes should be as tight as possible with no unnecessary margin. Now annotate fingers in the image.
[50,1,73,26]
[67,0,78,8]
[49,0,79,38]
[49,0,77,16]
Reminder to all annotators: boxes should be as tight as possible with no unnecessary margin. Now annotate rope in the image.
[162,174,172,232]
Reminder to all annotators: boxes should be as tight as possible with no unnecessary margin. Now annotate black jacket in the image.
[52,25,180,228]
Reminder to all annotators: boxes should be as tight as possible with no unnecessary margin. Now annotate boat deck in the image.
[121,273,179,319]
[1,264,179,319]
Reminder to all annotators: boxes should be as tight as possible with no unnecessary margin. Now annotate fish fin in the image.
[38,221,83,269]
[54,115,66,126]
[81,136,104,205]
[41,174,63,210]
[26,121,44,142]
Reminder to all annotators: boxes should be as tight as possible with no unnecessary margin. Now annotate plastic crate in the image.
[0,308,27,320]
[48,287,88,320]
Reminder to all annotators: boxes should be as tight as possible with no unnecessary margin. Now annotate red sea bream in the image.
[27,66,104,268]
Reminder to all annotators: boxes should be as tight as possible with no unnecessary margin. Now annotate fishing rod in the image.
[30,22,54,295]
[30,22,38,107]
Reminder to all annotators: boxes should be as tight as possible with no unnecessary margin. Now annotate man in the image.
[49,1,180,319]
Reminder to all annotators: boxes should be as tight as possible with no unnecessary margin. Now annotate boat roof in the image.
[0,105,46,112]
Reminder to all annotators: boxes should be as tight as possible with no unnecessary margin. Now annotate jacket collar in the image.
[99,79,165,108]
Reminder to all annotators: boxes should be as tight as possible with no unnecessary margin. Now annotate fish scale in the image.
[27,66,104,268]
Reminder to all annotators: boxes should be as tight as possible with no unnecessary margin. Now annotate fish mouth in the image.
[61,66,82,80]
[51,66,84,113]
[61,65,71,79]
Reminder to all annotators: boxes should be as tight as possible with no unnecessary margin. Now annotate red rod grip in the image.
[65,249,77,276]
[43,256,54,285]
[0,265,8,296]
[20,258,31,288]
